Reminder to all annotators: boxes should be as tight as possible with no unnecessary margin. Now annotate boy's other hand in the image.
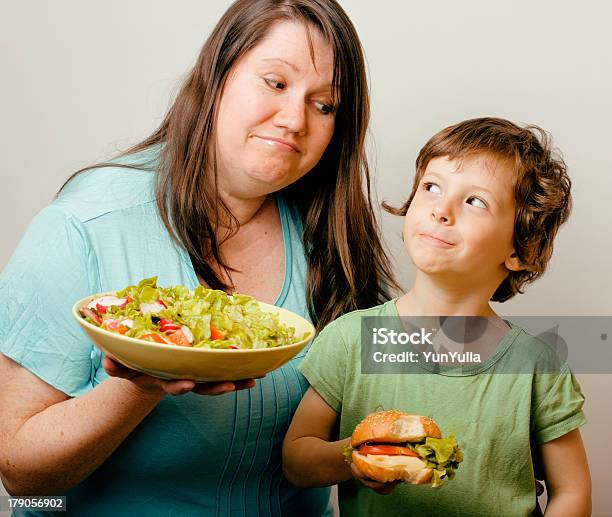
[350,462,400,495]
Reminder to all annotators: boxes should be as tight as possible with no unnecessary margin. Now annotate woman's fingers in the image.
[102,355,139,380]
[190,378,257,396]
[190,382,236,396]
[234,378,257,390]
[158,379,196,396]
[103,355,260,396]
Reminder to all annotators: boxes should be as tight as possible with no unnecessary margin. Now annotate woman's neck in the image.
[217,187,270,227]
[396,273,497,317]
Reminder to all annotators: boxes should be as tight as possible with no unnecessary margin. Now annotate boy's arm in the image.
[283,387,402,494]
[540,429,591,516]
[282,387,352,487]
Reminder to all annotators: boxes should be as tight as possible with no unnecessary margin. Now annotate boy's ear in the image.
[505,251,525,272]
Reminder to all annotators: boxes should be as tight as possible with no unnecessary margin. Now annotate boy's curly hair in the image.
[384,117,572,302]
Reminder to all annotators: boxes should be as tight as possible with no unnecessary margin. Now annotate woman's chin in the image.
[245,167,301,190]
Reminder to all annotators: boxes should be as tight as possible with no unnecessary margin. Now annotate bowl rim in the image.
[72,292,315,354]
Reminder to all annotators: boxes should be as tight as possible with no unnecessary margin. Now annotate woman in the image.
[0,0,395,515]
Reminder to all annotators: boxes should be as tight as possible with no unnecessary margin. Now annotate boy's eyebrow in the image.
[422,171,501,205]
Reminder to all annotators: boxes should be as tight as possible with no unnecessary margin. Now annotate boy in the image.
[282,118,591,516]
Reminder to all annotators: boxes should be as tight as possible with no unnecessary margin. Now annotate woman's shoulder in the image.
[55,147,161,223]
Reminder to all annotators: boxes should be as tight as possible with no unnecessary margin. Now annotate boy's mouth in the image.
[418,233,456,247]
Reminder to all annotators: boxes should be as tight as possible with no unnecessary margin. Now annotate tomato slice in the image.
[210,323,227,340]
[141,333,168,344]
[358,444,418,457]
[166,329,193,347]
[159,318,181,333]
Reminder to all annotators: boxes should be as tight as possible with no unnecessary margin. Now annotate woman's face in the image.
[215,20,336,199]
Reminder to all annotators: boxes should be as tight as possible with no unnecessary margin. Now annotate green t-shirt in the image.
[299,299,586,517]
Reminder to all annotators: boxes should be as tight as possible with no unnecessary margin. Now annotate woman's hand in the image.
[102,356,259,397]
[350,462,401,495]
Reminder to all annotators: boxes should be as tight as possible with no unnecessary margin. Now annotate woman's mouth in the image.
[252,135,300,153]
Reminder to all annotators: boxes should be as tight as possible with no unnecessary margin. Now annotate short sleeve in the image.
[298,321,348,412]
[0,205,99,397]
[531,363,587,444]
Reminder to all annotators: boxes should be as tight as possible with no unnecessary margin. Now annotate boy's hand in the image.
[350,462,401,495]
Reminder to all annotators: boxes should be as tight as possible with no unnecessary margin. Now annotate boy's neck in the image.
[396,273,498,317]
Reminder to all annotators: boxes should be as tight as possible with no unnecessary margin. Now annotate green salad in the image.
[79,277,308,349]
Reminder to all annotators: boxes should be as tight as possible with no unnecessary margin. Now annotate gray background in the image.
[1,0,611,514]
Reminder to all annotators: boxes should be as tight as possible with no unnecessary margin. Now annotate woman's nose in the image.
[274,97,307,135]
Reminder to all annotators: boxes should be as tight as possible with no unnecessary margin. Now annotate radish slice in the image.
[87,296,129,310]
[181,326,194,344]
[80,307,102,325]
[139,301,166,314]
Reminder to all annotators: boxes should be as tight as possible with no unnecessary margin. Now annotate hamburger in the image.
[343,410,463,487]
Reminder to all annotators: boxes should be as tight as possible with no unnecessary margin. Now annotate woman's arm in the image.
[282,387,351,487]
[539,429,591,516]
[0,354,254,495]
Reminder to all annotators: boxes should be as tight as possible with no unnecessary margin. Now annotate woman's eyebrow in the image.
[262,57,300,73]
[261,57,334,92]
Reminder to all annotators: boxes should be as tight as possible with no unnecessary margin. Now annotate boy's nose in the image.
[431,204,454,225]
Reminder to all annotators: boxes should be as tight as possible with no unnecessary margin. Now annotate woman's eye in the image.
[265,78,286,90]
[467,196,487,209]
[423,182,441,194]
[314,101,335,115]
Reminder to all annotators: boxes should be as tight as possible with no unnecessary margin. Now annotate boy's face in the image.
[403,154,521,287]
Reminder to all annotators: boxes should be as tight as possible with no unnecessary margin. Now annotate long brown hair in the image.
[59,0,397,330]
[384,117,572,302]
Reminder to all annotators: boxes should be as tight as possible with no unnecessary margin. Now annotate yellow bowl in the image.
[72,294,314,381]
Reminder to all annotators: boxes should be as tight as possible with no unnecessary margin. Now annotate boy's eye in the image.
[423,182,441,194]
[314,100,336,115]
[467,196,487,209]
[264,78,286,90]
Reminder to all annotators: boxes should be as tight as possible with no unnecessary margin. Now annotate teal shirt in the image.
[0,149,331,516]
[299,300,586,517]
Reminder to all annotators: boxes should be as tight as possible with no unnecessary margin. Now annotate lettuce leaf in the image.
[412,435,464,487]
[342,443,354,464]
